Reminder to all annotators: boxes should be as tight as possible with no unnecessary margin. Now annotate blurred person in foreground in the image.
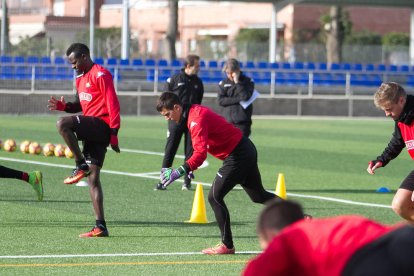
[48,43,121,238]
[218,58,254,137]
[154,54,204,191]
[243,200,414,276]
[367,82,414,224]
[0,165,43,201]
[156,92,281,254]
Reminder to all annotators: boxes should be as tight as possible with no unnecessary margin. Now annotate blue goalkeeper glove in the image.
[160,166,186,187]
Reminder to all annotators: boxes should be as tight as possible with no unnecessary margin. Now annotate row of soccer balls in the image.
[0,139,74,158]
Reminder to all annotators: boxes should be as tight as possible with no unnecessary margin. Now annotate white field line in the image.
[0,149,390,209]
[0,251,261,259]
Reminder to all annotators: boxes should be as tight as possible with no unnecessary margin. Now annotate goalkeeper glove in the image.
[110,128,120,153]
[160,166,186,187]
[367,160,383,175]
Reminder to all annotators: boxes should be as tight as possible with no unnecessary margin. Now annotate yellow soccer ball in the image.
[54,144,66,157]
[20,140,31,153]
[0,139,3,150]
[28,142,42,155]
[4,139,16,152]
[64,147,74,159]
[43,143,55,156]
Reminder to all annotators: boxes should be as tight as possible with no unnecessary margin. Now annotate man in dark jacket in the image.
[154,54,204,191]
[218,58,254,137]
[367,82,414,224]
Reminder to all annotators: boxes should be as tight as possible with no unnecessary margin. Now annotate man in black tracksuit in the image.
[218,58,254,137]
[154,54,204,191]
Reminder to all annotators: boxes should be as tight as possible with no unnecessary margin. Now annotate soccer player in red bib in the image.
[367,82,414,224]
[243,200,414,276]
[48,43,120,238]
[156,92,281,254]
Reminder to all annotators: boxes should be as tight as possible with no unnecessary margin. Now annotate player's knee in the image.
[56,117,70,133]
[392,199,409,219]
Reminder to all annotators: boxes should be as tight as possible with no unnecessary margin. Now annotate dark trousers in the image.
[343,226,414,276]
[0,165,23,179]
[234,123,251,138]
[162,120,193,185]
[208,137,279,248]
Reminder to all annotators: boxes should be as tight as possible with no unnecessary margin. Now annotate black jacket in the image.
[377,94,414,166]
[217,72,254,125]
[165,69,204,105]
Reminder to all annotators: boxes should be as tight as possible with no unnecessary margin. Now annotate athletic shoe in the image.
[64,164,90,185]
[154,183,166,191]
[28,171,43,201]
[79,226,109,238]
[182,183,191,191]
[202,243,235,255]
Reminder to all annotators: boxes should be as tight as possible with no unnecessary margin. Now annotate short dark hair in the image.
[184,54,200,67]
[222,58,240,73]
[66,43,90,58]
[257,200,304,234]
[156,92,182,112]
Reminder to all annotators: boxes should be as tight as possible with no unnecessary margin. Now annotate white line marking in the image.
[0,152,391,208]
[0,251,261,259]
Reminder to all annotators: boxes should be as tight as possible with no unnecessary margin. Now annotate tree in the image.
[166,0,178,60]
[320,6,351,64]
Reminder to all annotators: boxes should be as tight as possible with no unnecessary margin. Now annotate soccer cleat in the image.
[154,182,166,191]
[64,164,90,185]
[202,243,235,255]
[182,183,191,191]
[28,171,44,201]
[79,226,109,238]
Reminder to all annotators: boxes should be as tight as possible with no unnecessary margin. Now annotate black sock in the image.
[76,158,86,167]
[223,241,233,249]
[96,220,107,229]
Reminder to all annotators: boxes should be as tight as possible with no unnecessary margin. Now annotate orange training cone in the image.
[185,183,209,224]
[275,173,287,199]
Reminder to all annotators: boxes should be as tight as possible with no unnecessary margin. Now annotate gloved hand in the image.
[48,96,66,111]
[110,128,120,153]
[367,160,383,175]
[161,166,186,187]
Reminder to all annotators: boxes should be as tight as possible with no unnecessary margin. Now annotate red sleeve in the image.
[186,112,208,171]
[96,72,121,129]
[242,241,290,276]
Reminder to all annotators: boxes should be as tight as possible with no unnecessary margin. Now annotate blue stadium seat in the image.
[13,56,25,63]
[94,57,104,65]
[256,61,268,69]
[54,56,65,64]
[15,66,31,79]
[281,62,291,70]
[316,62,327,70]
[55,66,73,80]
[39,66,56,80]
[399,65,410,72]
[376,64,386,71]
[330,63,341,70]
[407,76,414,87]
[158,59,168,67]
[132,58,143,66]
[0,55,11,63]
[107,58,118,66]
[208,60,218,68]
[292,62,304,70]
[269,62,279,69]
[244,61,255,69]
[388,65,398,72]
[170,59,182,67]
[352,63,363,71]
[341,63,351,71]
[27,56,39,64]
[145,59,155,67]
[365,64,375,71]
[40,56,51,64]
[304,62,315,70]
[119,59,130,66]
[0,65,13,79]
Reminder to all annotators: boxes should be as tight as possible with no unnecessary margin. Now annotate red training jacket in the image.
[243,216,401,276]
[185,104,243,171]
[75,64,121,129]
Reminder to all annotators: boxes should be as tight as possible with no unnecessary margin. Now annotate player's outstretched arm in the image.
[48,96,66,111]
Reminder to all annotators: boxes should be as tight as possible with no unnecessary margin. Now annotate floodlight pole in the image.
[410,9,414,66]
[89,0,95,59]
[121,0,130,59]
[1,0,6,56]
[269,2,277,63]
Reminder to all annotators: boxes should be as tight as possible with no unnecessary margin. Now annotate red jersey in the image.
[185,104,243,171]
[75,64,121,129]
[243,216,401,276]
[398,121,414,159]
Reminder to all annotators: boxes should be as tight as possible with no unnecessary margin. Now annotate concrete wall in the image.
[0,92,383,117]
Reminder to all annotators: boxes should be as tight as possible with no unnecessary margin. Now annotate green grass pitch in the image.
[0,114,407,275]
